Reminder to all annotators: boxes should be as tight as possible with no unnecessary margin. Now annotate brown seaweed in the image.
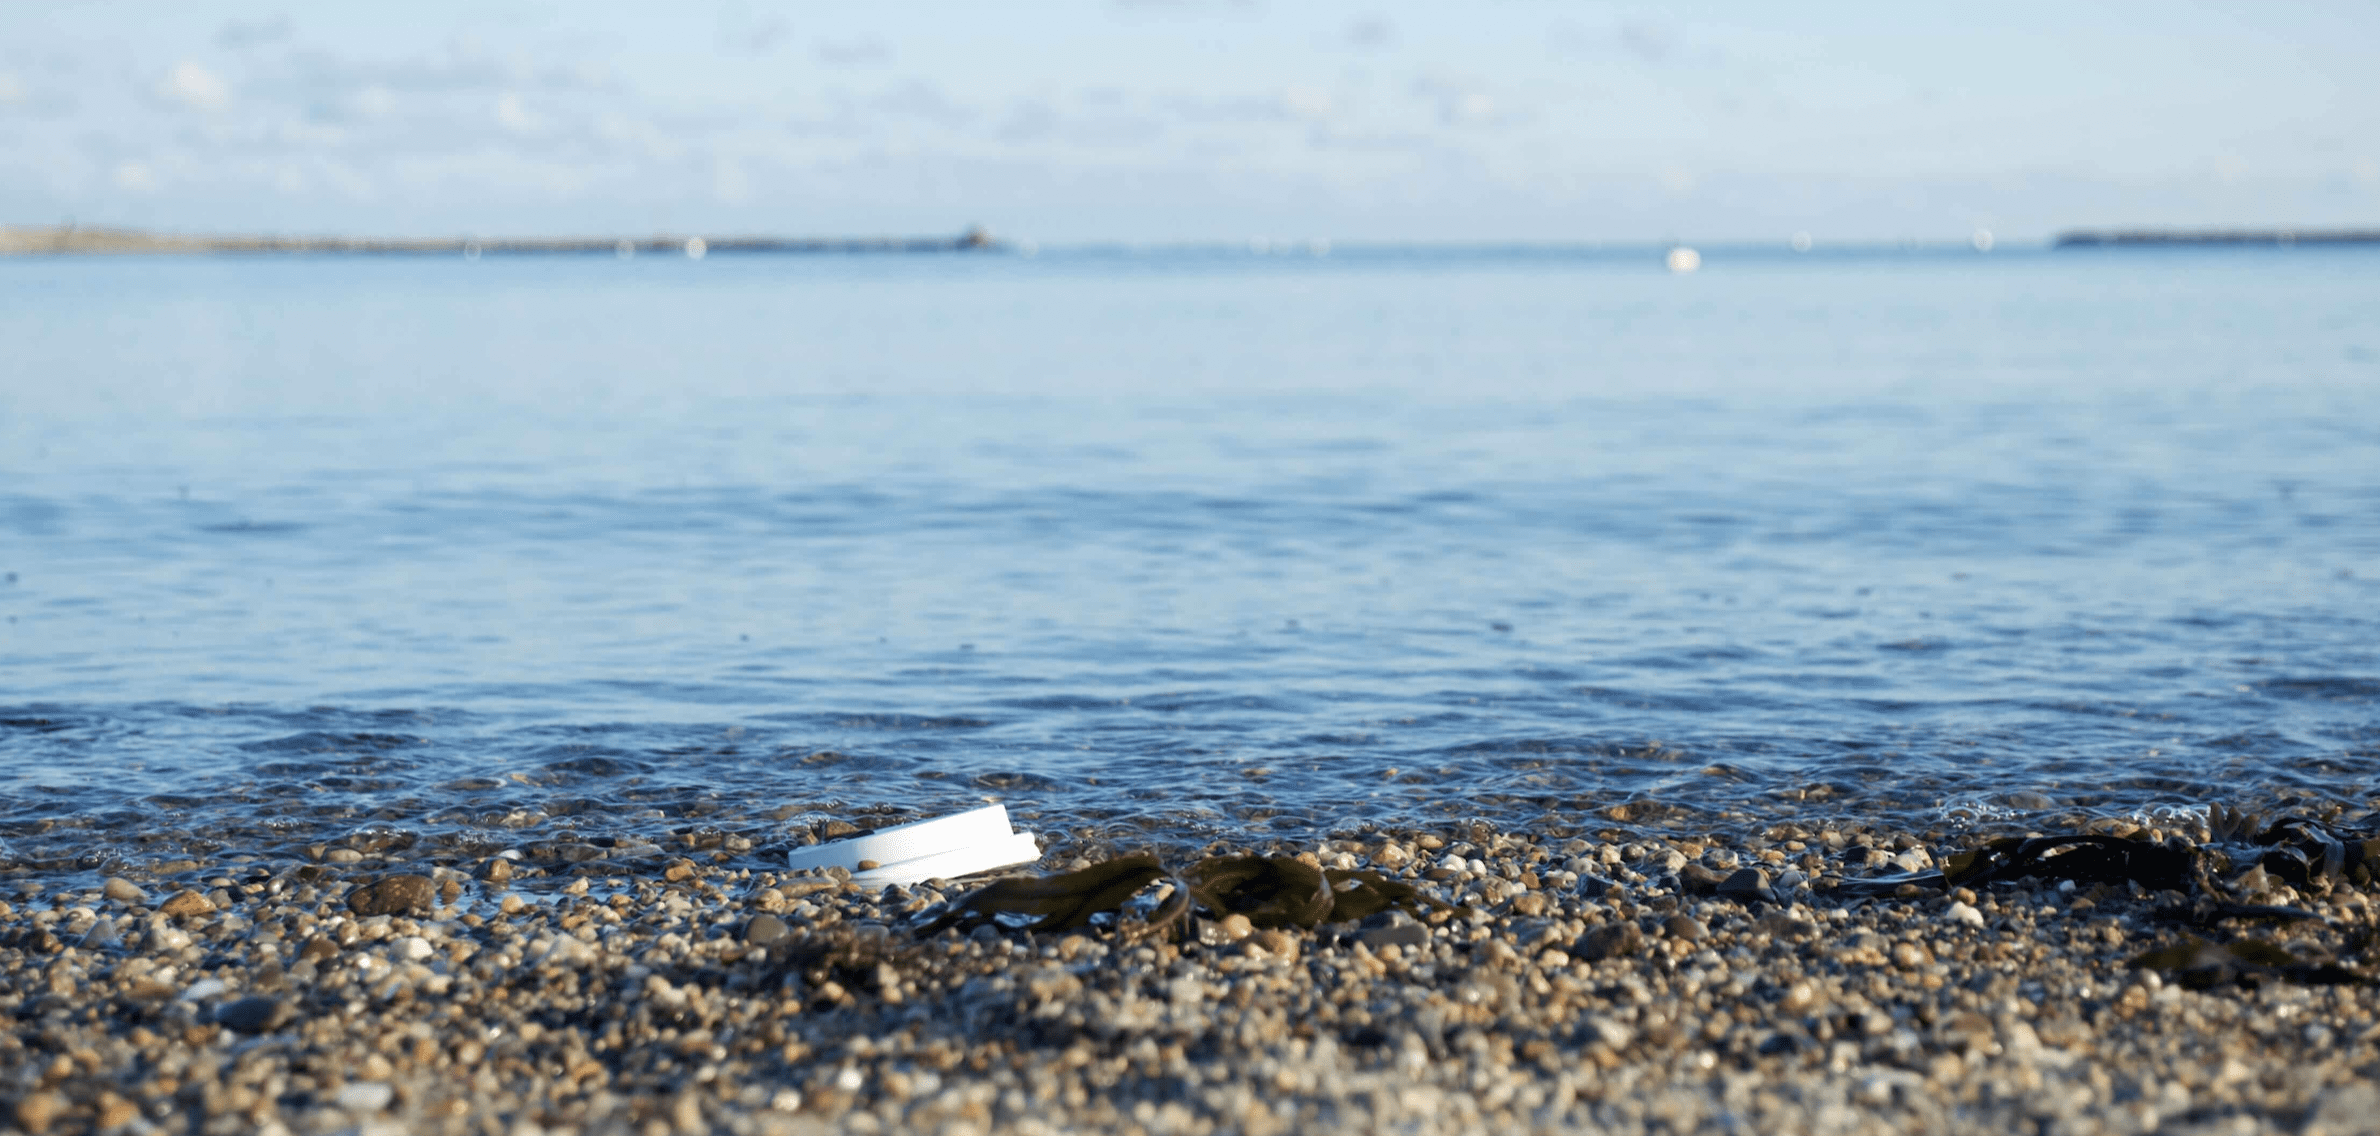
[2129,936,2370,990]
[1942,834,2194,892]
[914,851,1450,942]
[916,853,1178,939]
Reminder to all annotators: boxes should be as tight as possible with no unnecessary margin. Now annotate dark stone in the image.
[1677,863,1729,896]
[214,995,286,1034]
[1575,875,1613,898]
[744,914,791,947]
[1356,913,1429,950]
[297,935,341,963]
[1574,922,1643,961]
[1661,914,1706,941]
[345,874,435,917]
[1717,868,1775,905]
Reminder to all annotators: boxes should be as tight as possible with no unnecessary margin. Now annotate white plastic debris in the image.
[786,803,1040,888]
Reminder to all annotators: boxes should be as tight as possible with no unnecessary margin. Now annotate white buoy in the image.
[1666,246,1701,273]
[1971,229,1995,253]
[684,237,707,260]
[786,803,1041,887]
[1790,231,1813,252]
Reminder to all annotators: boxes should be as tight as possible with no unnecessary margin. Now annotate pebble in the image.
[0,817,2370,1136]
[215,995,286,1033]
[744,913,791,946]
[334,1082,396,1112]
[102,877,147,903]
[1357,912,1429,949]
[1575,921,1643,960]
[13,1092,62,1136]
[157,890,215,917]
[1716,867,1774,904]
[345,874,435,916]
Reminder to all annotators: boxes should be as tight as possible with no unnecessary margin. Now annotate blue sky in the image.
[3,1,2375,242]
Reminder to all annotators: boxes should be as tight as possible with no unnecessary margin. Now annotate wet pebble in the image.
[1717,867,1773,904]
[345,874,434,917]
[157,890,214,917]
[1575,921,1643,960]
[744,913,791,946]
[215,995,286,1033]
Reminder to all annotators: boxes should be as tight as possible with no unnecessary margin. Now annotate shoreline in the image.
[0,225,998,258]
[5,814,2375,1135]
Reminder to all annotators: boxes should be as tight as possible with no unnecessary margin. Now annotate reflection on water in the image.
[1,248,2376,877]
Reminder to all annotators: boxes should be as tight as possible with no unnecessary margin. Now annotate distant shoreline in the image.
[2054,228,2380,247]
[0,224,999,257]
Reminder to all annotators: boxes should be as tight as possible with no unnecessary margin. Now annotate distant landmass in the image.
[2055,228,2380,248]
[0,224,999,257]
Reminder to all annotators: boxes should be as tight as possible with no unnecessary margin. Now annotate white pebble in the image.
[334,1082,395,1112]
[1946,901,1985,928]
[394,936,434,962]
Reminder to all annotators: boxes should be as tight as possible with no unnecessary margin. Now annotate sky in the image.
[3,1,2376,243]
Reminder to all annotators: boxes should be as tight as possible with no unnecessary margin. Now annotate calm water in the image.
[3,246,2377,876]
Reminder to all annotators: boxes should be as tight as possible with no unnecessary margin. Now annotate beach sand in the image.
[4,819,2375,1136]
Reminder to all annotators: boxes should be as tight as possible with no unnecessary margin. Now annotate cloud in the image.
[816,39,891,67]
[1409,76,1507,127]
[217,15,292,50]
[494,92,540,133]
[354,85,396,118]
[712,156,752,203]
[1279,85,1333,120]
[0,72,22,105]
[1618,22,1672,63]
[114,160,157,192]
[1346,15,1393,50]
[871,80,973,127]
[159,61,232,111]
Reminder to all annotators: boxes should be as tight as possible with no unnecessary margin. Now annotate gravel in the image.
[1,819,2374,1135]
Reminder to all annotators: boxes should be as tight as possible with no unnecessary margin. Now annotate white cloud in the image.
[816,39,890,67]
[114,160,158,192]
[1279,85,1332,120]
[160,61,232,111]
[354,85,395,117]
[217,15,292,50]
[494,91,539,133]
[712,156,751,203]
[0,72,23,104]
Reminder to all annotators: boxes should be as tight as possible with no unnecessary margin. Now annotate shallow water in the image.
[3,246,2377,876]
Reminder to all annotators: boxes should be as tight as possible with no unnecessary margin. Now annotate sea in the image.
[3,244,2376,879]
